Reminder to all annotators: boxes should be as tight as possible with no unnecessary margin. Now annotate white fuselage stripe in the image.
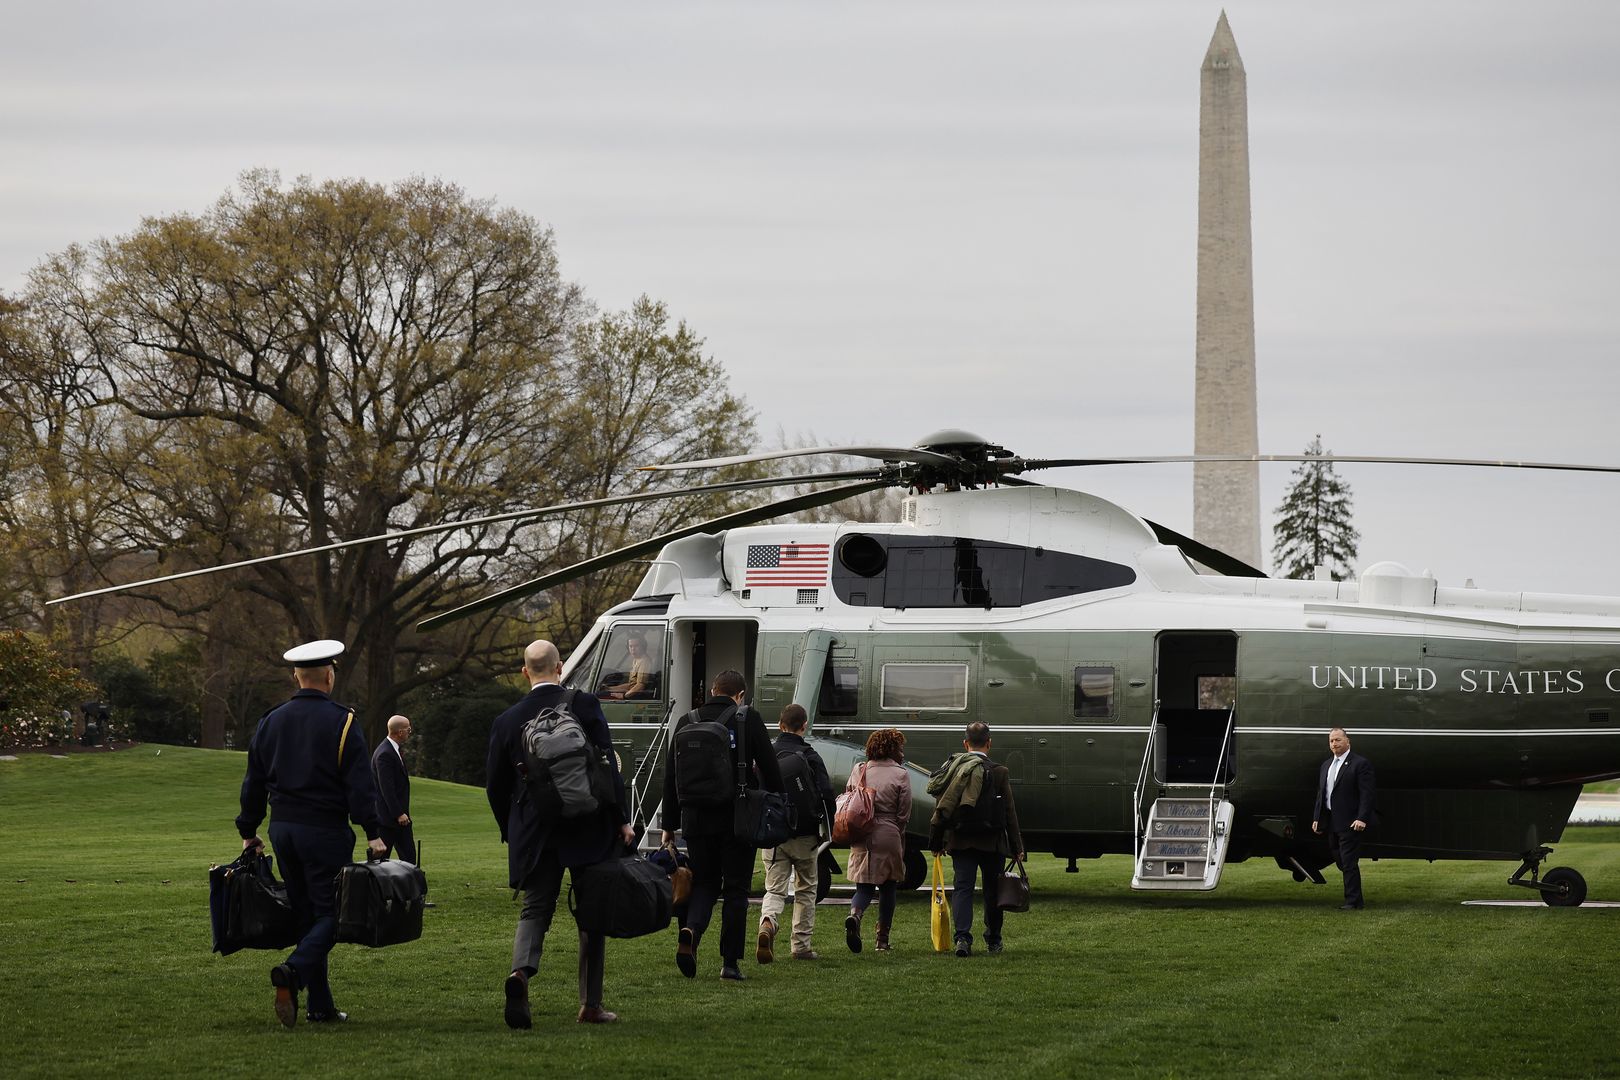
[609,721,1619,737]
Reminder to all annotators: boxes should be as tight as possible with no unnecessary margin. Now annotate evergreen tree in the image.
[1272,436,1359,580]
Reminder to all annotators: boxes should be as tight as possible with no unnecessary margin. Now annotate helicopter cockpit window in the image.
[1073,666,1116,719]
[562,633,605,690]
[596,625,664,701]
[819,663,859,717]
[880,663,969,711]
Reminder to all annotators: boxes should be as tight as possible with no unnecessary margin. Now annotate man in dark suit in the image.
[237,639,386,1027]
[1312,726,1378,909]
[487,640,633,1027]
[660,669,783,982]
[371,715,416,863]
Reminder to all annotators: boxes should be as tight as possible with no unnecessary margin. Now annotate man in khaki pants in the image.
[757,705,835,962]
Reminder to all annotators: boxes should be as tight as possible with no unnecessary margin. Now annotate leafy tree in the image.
[13,172,754,744]
[402,672,519,786]
[0,630,99,747]
[90,639,208,747]
[1272,435,1359,580]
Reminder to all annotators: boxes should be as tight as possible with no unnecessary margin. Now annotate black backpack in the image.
[776,744,823,839]
[674,706,737,808]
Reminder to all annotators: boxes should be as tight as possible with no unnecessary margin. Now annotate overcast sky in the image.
[4,1,1617,596]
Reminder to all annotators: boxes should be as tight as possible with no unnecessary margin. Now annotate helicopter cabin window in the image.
[880,663,969,711]
[595,624,664,701]
[1198,676,1236,711]
[831,533,1135,608]
[819,663,860,717]
[1072,666,1116,719]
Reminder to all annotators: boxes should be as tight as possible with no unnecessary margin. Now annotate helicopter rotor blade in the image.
[1141,519,1267,578]
[640,444,963,472]
[415,477,890,632]
[1016,454,1620,474]
[47,468,883,606]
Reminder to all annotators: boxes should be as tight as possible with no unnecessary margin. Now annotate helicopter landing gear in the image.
[1507,846,1588,907]
[1275,854,1327,885]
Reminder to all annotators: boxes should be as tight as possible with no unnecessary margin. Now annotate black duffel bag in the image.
[209,848,299,955]
[734,787,795,848]
[335,855,427,948]
[568,850,673,939]
[729,704,795,848]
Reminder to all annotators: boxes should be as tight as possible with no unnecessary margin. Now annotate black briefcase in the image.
[335,856,427,948]
[209,848,299,955]
[568,850,673,939]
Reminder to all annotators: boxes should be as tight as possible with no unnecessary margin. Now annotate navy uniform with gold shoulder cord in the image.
[236,640,385,1027]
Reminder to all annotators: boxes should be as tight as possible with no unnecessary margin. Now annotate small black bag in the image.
[335,856,427,948]
[995,858,1031,913]
[210,848,299,955]
[736,788,795,848]
[730,707,795,847]
[568,850,674,939]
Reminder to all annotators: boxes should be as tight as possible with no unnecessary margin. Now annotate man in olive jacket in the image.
[929,722,1024,957]
[660,669,784,981]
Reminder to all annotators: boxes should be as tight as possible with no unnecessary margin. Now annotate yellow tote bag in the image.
[930,854,951,952]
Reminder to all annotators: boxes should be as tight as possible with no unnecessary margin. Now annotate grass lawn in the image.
[2,747,1615,1079]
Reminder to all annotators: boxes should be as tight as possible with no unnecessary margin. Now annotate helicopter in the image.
[54,429,1620,904]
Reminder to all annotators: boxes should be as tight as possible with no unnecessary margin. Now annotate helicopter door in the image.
[670,618,760,712]
[1154,631,1237,784]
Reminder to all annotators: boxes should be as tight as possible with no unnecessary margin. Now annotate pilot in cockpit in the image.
[598,629,660,700]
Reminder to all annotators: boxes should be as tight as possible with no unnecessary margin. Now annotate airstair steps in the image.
[1132,789,1235,891]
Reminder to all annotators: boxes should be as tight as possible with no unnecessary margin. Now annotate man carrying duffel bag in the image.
[486,639,635,1028]
[235,640,387,1028]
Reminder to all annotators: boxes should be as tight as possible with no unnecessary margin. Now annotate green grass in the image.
[2,748,1616,1079]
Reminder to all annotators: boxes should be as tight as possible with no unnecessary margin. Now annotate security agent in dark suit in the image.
[487,639,634,1028]
[236,640,386,1028]
[660,669,784,982]
[371,715,416,863]
[1312,726,1379,909]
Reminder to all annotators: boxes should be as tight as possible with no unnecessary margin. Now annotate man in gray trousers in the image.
[486,640,634,1026]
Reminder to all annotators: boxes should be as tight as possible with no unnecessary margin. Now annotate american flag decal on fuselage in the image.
[744,542,831,587]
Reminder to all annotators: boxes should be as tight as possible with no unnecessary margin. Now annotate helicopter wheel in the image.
[901,845,928,892]
[816,870,832,904]
[1540,867,1587,907]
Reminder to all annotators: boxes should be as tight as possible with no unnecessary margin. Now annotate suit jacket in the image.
[371,738,410,825]
[486,683,629,888]
[1313,751,1378,832]
[659,696,784,838]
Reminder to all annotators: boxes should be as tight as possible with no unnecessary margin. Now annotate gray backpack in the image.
[520,689,604,820]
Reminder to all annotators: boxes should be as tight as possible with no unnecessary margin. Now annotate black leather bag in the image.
[995,858,1031,913]
[735,787,795,848]
[568,850,674,939]
[335,855,427,947]
[729,706,795,847]
[209,848,299,955]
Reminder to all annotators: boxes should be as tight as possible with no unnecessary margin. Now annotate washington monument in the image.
[1194,11,1261,568]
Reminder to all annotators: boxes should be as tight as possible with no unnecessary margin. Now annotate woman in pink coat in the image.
[844,728,912,953]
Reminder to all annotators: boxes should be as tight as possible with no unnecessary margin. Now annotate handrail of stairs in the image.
[628,703,675,832]
[1202,707,1237,858]
[1132,703,1161,866]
